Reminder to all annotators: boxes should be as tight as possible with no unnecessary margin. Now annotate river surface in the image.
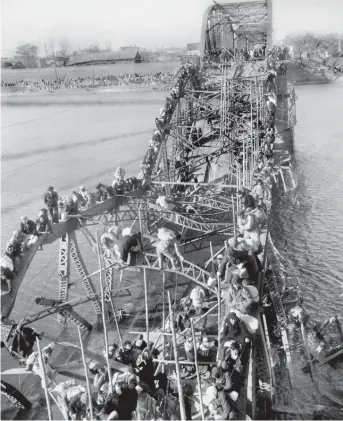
[1,75,343,418]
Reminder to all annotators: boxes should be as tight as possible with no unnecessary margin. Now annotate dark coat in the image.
[242,193,256,209]
[211,390,231,420]
[10,326,39,358]
[20,220,37,236]
[44,191,58,207]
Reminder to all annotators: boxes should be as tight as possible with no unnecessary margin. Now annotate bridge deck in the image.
[1,235,47,320]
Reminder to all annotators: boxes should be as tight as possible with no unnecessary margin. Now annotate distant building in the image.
[187,43,200,52]
[180,42,200,65]
[67,48,148,66]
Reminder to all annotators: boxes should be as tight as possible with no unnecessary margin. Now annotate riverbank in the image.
[0,83,172,97]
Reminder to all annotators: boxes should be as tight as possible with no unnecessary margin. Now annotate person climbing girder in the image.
[155,228,184,270]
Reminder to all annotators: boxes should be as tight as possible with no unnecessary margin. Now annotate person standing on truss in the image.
[43,186,59,223]
[156,229,184,270]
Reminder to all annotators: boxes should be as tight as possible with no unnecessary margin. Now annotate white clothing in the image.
[157,228,175,241]
[1,256,14,272]
[190,287,205,307]
[156,196,176,211]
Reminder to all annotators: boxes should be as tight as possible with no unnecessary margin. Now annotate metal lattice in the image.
[69,230,101,314]
[58,233,70,324]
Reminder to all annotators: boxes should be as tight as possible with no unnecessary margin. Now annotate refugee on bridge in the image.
[156,192,177,211]
[251,205,267,228]
[115,231,143,266]
[156,228,184,270]
[36,210,52,234]
[1,266,13,293]
[20,216,38,248]
[238,189,256,210]
[101,226,122,260]
[43,186,59,223]
[24,342,56,387]
[5,237,23,273]
[205,384,232,420]
[237,208,261,252]
[8,322,41,358]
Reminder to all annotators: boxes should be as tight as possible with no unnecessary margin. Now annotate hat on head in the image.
[228,312,239,323]
[230,341,239,351]
[217,254,223,260]
[211,367,221,379]
[124,340,132,350]
[79,185,86,191]
[21,216,28,223]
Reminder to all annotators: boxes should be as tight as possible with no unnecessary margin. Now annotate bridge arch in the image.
[200,0,273,60]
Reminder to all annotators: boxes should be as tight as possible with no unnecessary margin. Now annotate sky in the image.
[1,0,343,56]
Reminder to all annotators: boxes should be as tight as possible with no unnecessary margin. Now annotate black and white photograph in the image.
[1,0,343,419]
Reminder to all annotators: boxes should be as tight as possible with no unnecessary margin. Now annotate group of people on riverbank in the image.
[1,72,175,92]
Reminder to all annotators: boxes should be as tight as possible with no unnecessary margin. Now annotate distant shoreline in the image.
[0,83,172,97]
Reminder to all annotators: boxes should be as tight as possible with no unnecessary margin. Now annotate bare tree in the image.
[16,43,39,56]
[57,37,71,66]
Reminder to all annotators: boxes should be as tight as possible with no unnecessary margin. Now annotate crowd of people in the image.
[1,72,175,92]
[138,62,201,185]
[5,170,272,420]
[1,53,282,419]
[0,165,152,292]
[203,44,291,66]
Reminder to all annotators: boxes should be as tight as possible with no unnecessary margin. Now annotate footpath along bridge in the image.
[1,1,301,419]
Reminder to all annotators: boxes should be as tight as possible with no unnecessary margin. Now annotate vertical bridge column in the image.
[69,230,101,315]
[58,233,70,324]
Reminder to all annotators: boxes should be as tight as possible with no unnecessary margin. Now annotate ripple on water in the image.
[271,84,343,417]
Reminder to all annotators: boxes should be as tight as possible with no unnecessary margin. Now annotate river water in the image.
[1,75,343,418]
[271,82,343,418]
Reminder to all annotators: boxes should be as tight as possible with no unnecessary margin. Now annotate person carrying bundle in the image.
[156,228,184,270]
[101,226,122,261]
[20,216,38,248]
[238,208,261,252]
[205,385,232,420]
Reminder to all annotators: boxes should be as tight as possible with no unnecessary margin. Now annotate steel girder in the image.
[147,204,233,234]
[200,1,270,57]
[69,230,101,314]
[35,296,92,330]
[137,253,215,293]
[58,233,70,324]
[104,258,114,302]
